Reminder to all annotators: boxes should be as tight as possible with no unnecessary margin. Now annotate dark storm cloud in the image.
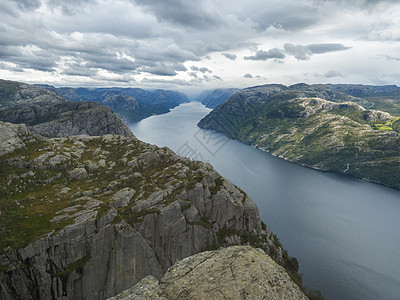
[244,48,286,60]
[222,53,237,60]
[307,43,351,54]
[132,0,221,29]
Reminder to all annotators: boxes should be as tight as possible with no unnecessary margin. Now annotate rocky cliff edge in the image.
[0,122,302,299]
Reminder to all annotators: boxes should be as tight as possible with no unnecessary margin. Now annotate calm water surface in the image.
[129,102,400,300]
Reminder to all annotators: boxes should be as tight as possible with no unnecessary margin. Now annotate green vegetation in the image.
[124,208,161,224]
[55,255,91,277]
[373,117,399,131]
[305,288,326,300]
[199,92,400,189]
[209,177,224,195]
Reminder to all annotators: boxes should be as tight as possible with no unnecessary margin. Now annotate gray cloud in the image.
[213,75,223,81]
[190,66,212,73]
[11,0,41,10]
[48,0,98,15]
[244,48,286,60]
[243,4,320,32]
[307,43,351,54]
[0,0,398,88]
[222,53,237,60]
[0,62,24,72]
[324,70,344,78]
[144,63,187,76]
[383,55,400,61]
[132,0,221,29]
[284,43,312,60]
[244,73,253,78]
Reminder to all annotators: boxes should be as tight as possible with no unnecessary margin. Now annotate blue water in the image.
[129,102,400,300]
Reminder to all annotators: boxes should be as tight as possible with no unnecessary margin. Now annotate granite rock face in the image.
[0,121,31,156]
[110,246,308,300]
[0,130,300,299]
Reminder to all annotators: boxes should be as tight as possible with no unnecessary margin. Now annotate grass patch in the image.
[55,255,91,277]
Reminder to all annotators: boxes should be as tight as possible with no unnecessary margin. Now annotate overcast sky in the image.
[1,0,400,93]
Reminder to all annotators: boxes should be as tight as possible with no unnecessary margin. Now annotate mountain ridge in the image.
[198,83,400,189]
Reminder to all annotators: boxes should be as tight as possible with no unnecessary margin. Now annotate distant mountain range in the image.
[198,83,400,189]
[0,79,133,137]
[37,85,189,123]
[197,88,239,108]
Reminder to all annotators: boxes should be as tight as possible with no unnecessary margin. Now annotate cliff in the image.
[0,80,133,138]
[0,102,133,138]
[108,246,308,300]
[0,121,302,299]
[0,79,66,108]
[198,83,400,189]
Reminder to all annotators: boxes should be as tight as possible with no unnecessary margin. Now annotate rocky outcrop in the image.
[0,80,133,138]
[0,79,66,108]
[0,121,31,156]
[0,131,301,299]
[109,246,308,300]
[0,101,133,138]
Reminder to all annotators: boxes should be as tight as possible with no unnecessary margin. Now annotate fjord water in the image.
[129,102,400,300]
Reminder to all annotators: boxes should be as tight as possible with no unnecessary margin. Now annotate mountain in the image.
[0,121,304,299]
[0,79,66,108]
[198,83,400,189]
[0,80,133,138]
[197,88,239,108]
[39,85,190,123]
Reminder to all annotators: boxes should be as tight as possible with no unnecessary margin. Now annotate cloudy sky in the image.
[1,0,400,93]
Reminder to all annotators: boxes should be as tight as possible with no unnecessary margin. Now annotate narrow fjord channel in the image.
[129,102,400,300]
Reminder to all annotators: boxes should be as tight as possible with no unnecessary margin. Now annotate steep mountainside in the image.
[109,246,308,300]
[39,85,189,123]
[198,88,239,108]
[0,121,302,299]
[198,83,400,189]
[0,80,133,138]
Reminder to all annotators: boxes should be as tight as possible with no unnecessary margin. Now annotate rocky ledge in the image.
[0,122,302,299]
[109,246,308,300]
